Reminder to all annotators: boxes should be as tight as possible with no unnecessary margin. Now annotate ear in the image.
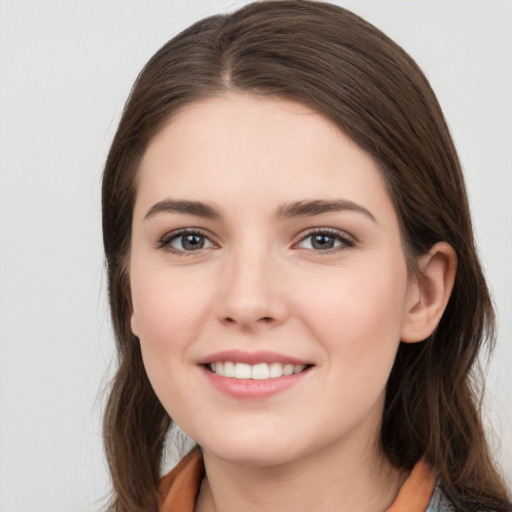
[401,242,457,343]
[130,311,139,337]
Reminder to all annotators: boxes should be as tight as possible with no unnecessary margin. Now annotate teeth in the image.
[252,363,269,380]
[283,363,294,376]
[269,362,283,378]
[224,361,235,377]
[209,362,308,379]
[234,362,252,379]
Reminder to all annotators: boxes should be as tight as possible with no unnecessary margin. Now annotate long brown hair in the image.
[101,2,511,511]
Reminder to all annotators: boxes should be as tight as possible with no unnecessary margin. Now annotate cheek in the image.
[129,266,214,413]
[297,258,408,375]
[130,264,214,373]
[132,261,206,331]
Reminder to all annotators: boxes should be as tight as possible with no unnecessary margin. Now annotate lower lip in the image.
[201,366,312,399]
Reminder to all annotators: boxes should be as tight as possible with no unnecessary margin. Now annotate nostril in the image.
[222,315,274,326]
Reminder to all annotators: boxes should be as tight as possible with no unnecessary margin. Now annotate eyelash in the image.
[158,229,216,255]
[158,227,356,255]
[294,228,356,253]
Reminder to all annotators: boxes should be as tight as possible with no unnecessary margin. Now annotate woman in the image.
[101,1,512,511]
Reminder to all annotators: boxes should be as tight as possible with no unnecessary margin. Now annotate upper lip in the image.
[197,350,312,366]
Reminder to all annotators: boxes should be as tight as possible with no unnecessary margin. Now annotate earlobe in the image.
[130,312,139,337]
[401,242,457,343]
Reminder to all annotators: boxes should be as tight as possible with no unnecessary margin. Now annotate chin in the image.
[193,427,305,467]
[205,443,297,468]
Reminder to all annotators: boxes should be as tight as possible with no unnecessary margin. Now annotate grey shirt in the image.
[426,486,455,512]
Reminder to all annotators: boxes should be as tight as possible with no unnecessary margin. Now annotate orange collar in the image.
[385,458,435,512]
[159,448,435,512]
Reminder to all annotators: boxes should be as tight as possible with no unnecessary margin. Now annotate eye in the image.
[296,229,355,252]
[160,230,215,253]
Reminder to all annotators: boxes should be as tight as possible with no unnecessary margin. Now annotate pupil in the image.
[183,234,204,250]
[312,234,334,249]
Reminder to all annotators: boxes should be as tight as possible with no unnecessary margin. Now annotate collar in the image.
[159,447,435,512]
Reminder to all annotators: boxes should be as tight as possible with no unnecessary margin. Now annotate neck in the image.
[195,437,407,512]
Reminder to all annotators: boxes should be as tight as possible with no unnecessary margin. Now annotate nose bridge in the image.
[217,234,284,327]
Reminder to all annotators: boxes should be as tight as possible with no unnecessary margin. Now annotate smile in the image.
[199,350,314,398]
[208,362,308,380]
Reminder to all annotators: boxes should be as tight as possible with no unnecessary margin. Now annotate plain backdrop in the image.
[1,1,511,510]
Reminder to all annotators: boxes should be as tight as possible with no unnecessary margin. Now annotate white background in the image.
[0,1,511,510]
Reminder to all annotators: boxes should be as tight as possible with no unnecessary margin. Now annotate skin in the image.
[129,93,456,512]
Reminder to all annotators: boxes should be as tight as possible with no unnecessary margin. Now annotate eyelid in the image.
[157,227,218,254]
[293,227,356,251]
[155,226,355,254]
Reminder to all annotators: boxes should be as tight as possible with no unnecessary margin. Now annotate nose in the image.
[215,241,288,331]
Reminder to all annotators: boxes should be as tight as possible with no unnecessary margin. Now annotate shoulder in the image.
[425,485,455,512]
[425,485,497,512]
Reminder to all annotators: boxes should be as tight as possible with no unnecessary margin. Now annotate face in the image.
[130,93,418,467]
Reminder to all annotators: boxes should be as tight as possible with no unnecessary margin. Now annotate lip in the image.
[201,364,312,399]
[197,350,314,399]
[196,349,312,366]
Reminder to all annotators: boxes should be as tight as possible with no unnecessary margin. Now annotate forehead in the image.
[136,92,394,221]
[142,93,347,173]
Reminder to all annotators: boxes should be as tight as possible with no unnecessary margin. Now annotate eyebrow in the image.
[275,199,376,222]
[144,200,223,220]
[143,198,376,223]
